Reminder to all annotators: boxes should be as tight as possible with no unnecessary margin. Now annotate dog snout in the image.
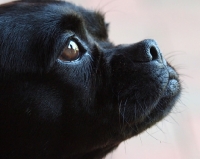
[132,39,161,62]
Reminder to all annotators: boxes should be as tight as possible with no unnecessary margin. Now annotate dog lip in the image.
[168,67,179,80]
[162,68,180,97]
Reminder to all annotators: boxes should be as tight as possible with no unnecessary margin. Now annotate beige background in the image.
[1,0,200,158]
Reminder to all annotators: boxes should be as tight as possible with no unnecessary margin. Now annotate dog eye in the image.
[59,40,80,61]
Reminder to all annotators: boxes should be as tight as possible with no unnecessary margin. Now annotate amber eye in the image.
[59,40,80,61]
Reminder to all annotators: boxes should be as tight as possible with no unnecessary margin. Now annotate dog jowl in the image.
[0,0,181,159]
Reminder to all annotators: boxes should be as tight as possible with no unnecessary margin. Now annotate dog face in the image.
[0,0,181,159]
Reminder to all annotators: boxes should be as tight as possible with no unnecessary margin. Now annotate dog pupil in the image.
[66,41,79,60]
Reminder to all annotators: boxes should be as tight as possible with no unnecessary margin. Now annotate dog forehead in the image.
[44,2,108,40]
[0,1,108,39]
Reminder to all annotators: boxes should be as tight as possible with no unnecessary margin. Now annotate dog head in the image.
[0,0,181,158]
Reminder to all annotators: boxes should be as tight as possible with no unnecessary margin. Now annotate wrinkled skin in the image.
[0,0,181,159]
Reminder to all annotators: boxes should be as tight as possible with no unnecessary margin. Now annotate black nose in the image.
[132,39,160,62]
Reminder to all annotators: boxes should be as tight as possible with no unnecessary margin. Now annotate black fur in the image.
[0,0,181,159]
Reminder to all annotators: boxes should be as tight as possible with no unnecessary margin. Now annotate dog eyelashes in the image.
[59,40,80,62]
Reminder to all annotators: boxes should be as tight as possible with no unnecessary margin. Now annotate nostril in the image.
[150,46,159,61]
[123,39,162,63]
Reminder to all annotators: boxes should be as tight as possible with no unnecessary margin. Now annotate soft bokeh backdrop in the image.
[1,0,200,158]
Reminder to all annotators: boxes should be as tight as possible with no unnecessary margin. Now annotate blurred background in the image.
[1,0,199,158]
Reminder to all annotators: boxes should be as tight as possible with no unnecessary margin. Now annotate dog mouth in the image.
[135,68,180,128]
[108,59,181,138]
[119,65,181,137]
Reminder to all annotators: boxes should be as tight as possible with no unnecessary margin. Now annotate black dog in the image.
[0,0,181,158]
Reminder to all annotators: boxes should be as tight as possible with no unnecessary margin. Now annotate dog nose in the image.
[133,39,160,62]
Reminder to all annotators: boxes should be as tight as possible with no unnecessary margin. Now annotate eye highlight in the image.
[59,40,80,61]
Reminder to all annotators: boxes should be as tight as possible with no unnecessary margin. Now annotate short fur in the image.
[0,0,181,159]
